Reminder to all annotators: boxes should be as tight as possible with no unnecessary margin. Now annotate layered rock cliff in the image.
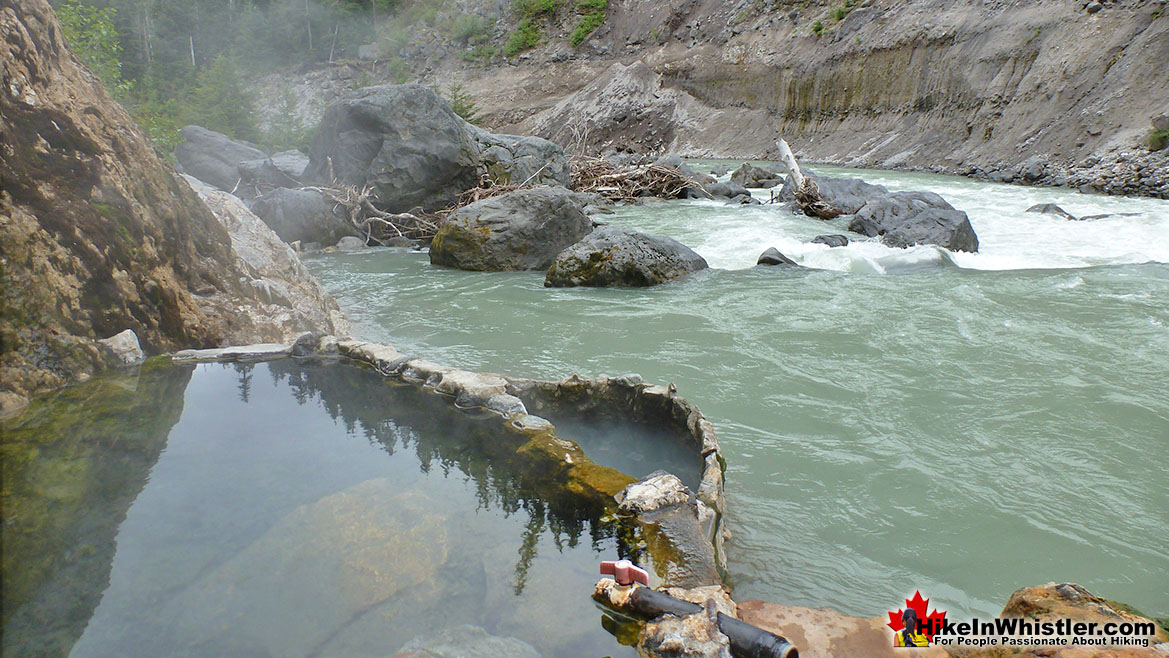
[0,0,343,415]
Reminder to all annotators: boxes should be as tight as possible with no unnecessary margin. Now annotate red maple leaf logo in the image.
[887,591,947,641]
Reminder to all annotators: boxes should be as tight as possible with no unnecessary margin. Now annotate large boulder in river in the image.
[779,173,889,214]
[730,162,783,188]
[249,188,355,245]
[429,187,592,271]
[305,84,568,214]
[545,226,708,287]
[305,84,480,213]
[849,191,980,252]
[175,125,267,192]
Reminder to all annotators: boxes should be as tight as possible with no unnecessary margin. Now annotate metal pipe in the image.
[626,587,798,658]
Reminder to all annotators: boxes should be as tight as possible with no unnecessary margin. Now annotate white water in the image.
[666,163,1169,274]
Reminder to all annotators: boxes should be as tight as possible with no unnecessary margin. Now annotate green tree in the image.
[56,1,132,97]
[184,55,259,142]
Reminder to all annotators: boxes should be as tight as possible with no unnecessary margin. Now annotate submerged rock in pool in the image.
[164,480,449,656]
[429,187,592,272]
[545,226,708,287]
[849,191,980,252]
[393,625,541,658]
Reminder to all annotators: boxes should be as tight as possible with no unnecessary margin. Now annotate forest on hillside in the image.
[50,0,483,152]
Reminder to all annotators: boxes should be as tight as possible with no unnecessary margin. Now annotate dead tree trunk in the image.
[776,138,840,220]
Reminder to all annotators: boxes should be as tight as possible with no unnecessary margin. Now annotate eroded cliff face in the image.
[0,0,342,414]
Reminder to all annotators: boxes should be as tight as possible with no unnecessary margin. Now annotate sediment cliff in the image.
[256,0,1169,197]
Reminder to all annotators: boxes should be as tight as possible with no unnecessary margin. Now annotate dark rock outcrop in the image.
[174,125,267,192]
[305,84,480,213]
[730,162,783,188]
[545,226,708,287]
[249,188,355,245]
[812,234,850,247]
[429,187,592,271]
[849,191,980,252]
[1025,203,1078,221]
[305,84,569,214]
[756,248,799,266]
[0,0,343,414]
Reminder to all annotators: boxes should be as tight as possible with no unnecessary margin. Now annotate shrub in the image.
[450,15,486,44]
[570,0,607,46]
[812,20,825,34]
[1146,130,1169,151]
[512,0,558,18]
[504,18,541,57]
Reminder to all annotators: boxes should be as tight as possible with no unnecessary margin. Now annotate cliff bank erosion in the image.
[444,0,1168,195]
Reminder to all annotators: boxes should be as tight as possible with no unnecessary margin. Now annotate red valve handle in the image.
[600,559,650,587]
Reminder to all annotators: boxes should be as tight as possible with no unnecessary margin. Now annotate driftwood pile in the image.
[571,156,703,201]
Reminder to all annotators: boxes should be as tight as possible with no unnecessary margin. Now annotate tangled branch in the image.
[302,184,440,244]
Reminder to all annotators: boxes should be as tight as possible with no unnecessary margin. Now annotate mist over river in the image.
[304,166,1169,621]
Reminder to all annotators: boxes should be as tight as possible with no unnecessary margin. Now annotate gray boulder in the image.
[1025,203,1078,221]
[249,188,355,245]
[97,329,145,365]
[429,186,592,271]
[730,162,783,188]
[238,150,309,191]
[545,226,708,287]
[656,154,715,184]
[175,125,267,192]
[757,247,798,266]
[812,234,850,247]
[702,181,753,199]
[849,191,980,252]
[469,126,570,187]
[304,84,481,213]
[779,173,889,214]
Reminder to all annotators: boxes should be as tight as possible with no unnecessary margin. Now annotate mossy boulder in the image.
[544,226,708,287]
[429,187,592,271]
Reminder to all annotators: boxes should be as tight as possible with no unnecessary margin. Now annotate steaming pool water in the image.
[1,361,647,657]
[304,164,1169,622]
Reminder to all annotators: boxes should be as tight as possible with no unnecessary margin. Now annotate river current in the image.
[304,165,1169,621]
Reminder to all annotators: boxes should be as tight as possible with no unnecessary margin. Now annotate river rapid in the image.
[304,166,1169,622]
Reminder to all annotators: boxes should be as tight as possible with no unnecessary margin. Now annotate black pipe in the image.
[628,587,799,658]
